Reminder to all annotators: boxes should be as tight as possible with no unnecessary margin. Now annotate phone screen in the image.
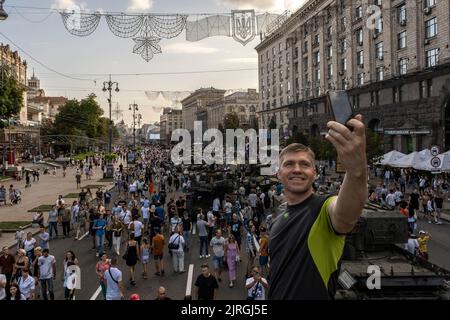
[327,91,354,125]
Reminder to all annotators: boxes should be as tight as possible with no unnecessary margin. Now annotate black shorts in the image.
[154,254,163,260]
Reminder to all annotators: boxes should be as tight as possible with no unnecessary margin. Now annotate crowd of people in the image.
[0,146,278,301]
[1,144,448,301]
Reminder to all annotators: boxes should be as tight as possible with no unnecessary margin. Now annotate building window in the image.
[315,68,321,82]
[341,17,347,32]
[424,0,436,8]
[426,48,439,67]
[327,64,333,78]
[375,42,384,59]
[352,95,360,108]
[279,70,283,81]
[356,29,363,45]
[375,17,383,34]
[279,56,282,67]
[327,26,332,39]
[287,81,291,92]
[342,78,348,90]
[357,51,364,66]
[398,4,407,24]
[356,6,363,19]
[341,58,347,72]
[376,67,384,81]
[393,86,403,103]
[375,90,380,105]
[340,38,348,53]
[327,45,333,59]
[425,17,438,39]
[303,57,308,72]
[399,58,408,75]
[398,31,407,49]
[266,51,269,60]
[260,54,264,62]
[272,47,276,56]
[357,73,364,86]
[314,51,320,65]
[420,79,433,98]
[279,42,283,53]
[314,34,320,46]
[286,52,290,63]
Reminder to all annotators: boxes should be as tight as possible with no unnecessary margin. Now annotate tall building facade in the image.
[160,108,183,145]
[256,0,450,153]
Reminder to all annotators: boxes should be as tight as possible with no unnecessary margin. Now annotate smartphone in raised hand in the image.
[326,90,354,126]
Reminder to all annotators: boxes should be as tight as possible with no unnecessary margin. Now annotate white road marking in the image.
[78,232,89,241]
[185,264,194,298]
[90,285,102,300]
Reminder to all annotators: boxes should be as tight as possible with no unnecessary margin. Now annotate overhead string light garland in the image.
[58,9,282,62]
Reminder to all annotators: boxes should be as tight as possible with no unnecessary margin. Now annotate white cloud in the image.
[127,0,154,12]
[52,0,88,11]
[223,57,258,64]
[165,42,219,54]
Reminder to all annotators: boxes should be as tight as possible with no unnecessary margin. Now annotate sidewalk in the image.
[0,164,115,249]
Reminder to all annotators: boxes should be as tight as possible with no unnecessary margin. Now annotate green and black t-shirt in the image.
[268,194,345,300]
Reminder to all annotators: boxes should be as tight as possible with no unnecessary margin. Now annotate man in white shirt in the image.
[248,191,258,210]
[105,257,124,300]
[212,197,220,214]
[385,189,396,209]
[394,188,403,207]
[38,249,56,300]
[130,219,144,245]
[245,266,269,300]
[141,205,150,232]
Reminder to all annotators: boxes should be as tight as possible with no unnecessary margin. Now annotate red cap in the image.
[130,294,141,300]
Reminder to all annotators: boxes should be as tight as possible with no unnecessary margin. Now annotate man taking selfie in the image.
[268,114,368,300]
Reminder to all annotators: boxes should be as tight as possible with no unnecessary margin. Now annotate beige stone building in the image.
[207,89,259,130]
[181,87,226,134]
[256,0,450,152]
[160,108,183,145]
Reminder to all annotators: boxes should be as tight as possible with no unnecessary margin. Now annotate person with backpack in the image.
[168,227,185,274]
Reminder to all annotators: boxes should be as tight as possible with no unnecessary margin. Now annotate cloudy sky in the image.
[2,0,307,125]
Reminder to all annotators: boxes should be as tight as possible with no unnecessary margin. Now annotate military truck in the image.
[336,208,450,300]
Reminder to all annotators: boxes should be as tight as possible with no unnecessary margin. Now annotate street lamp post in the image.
[129,102,138,150]
[102,75,119,178]
[0,0,8,21]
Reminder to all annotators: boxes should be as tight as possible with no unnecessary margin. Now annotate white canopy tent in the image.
[388,149,431,169]
[377,150,406,166]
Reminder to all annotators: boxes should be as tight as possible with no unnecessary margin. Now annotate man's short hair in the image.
[200,263,209,269]
[279,143,315,166]
[42,248,49,254]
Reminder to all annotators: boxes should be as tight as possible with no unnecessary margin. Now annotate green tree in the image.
[0,72,24,127]
[308,137,336,161]
[366,128,384,165]
[54,94,104,138]
[224,112,240,130]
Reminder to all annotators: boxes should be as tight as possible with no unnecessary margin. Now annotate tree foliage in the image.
[366,128,384,165]
[0,72,24,127]
[54,94,104,138]
[224,112,240,130]
[308,137,336,161]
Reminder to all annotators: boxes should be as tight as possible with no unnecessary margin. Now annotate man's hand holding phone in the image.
[325,114,367,179]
